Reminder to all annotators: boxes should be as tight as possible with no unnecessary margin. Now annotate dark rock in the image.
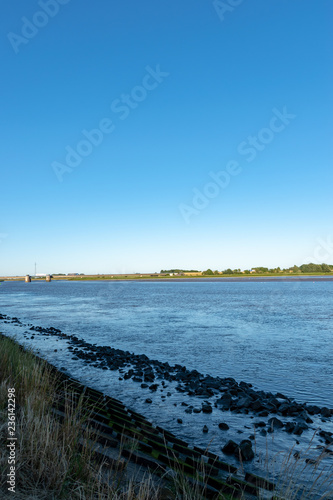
[203,425,209,433]
[145,398,152,404]
[240,381,252,389]
[216,393,232,409]
[278,403,292,415]
[268,417,283,431]
[202,403,213,414]
[238,440,254,461]
[177,418,183,424]
[288,403,304,416]
[299,410,313,423]
[285,422,296,433]
[254,421,266,428]
[222,440,238,455]
[276,392,289,400]
[124,370,133,380]
[141,383,148,388]
[236,396,253,409]
[319,430,333,444]
[144,373,155,382]
[320,407,331,418]
[307,405,321,415]
[250,400,264,411]
[293,422,308,436]
[218,422,229,431]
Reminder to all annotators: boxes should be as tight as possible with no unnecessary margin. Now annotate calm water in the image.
[0,279,332,406]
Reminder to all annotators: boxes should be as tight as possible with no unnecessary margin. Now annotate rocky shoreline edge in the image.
[1,312,333,498]
[2,313,331,422]
[0,332,277,499]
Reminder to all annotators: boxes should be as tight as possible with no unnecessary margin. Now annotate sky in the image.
[1,0,332,275]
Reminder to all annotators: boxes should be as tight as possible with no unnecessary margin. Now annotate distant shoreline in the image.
[122,276,333,282]
[2,275,333,282]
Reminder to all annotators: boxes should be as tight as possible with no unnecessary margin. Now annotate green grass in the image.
[64,272,333,281]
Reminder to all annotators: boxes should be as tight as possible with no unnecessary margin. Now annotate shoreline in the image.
[0,333,277,499]
[1,312,332,498]
[2,313,332,420]
[2,275,333,283]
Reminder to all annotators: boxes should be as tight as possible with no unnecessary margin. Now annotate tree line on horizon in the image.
[161,263,333,275]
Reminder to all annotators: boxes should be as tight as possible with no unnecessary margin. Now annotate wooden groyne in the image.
[44,361,275,498]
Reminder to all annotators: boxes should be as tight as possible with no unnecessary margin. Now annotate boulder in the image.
[285,422,296,433]
[222,440,238,455]
[320,407,331,418]
[236,396,252,409]
[307,405,321,415]
[238,440,254,461]
[216,393,232,409]
[202,403,213,414]
[319,430,333,444]
[293,422,308,435]
[250,400,264,411]
[268,417,284,431]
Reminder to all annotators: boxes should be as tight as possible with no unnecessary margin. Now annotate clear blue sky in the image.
[1,0,332,275]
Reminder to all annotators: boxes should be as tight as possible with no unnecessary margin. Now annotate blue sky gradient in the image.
[1,0,332,275]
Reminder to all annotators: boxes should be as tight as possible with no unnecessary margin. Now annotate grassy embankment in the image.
[0,335,167,499]
[0,335,253,500]
[1,335,332,499]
